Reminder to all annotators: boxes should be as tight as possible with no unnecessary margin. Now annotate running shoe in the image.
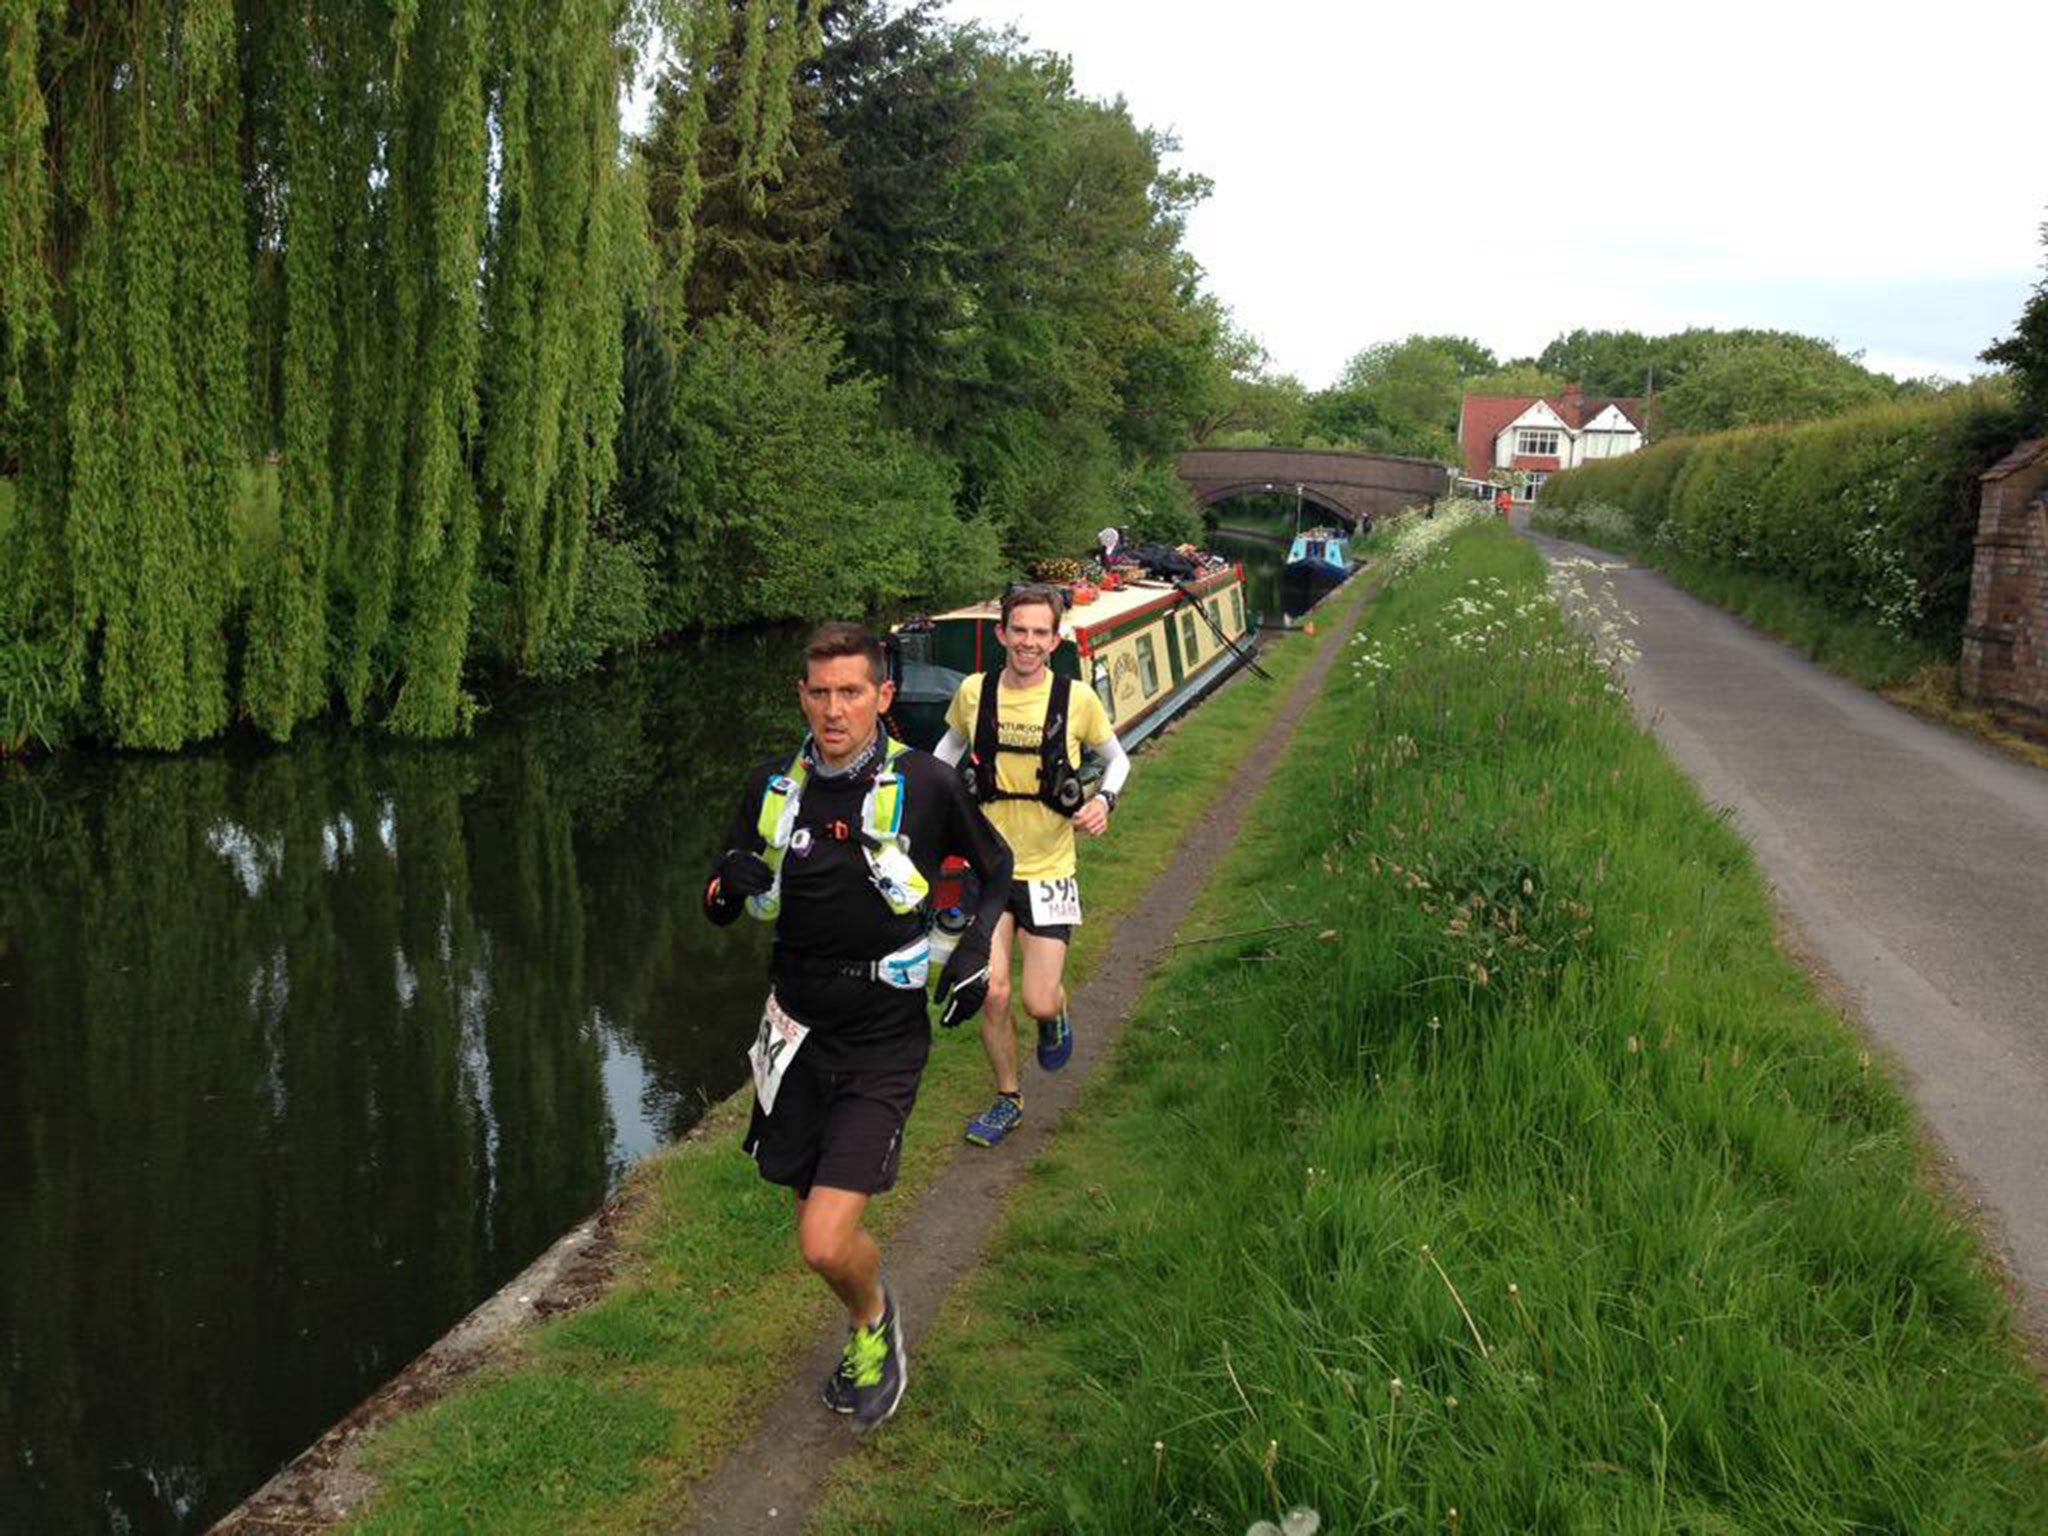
[964,1095,1024,1147]
[821,1346,859,1414]
[1036,1007,1074,1072]
[842,1288,906,1428]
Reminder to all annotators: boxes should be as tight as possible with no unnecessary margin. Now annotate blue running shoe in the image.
[964,1095,1023,1147]
[1037,1007,1073,1072]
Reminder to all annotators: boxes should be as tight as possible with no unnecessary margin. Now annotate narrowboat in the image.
[1280,524,1354,603]
[886,559,1255,755]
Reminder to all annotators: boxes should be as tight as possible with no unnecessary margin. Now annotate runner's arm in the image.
[1093,730,1130,799]
[933,727,968,767]
[704,766,769,926]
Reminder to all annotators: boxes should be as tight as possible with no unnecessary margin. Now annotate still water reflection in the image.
[0,631,808,1534]
[0,530,1298,1534]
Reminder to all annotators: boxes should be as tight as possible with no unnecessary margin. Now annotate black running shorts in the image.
[742,1054,924,1198]
[1003,879,1074,944]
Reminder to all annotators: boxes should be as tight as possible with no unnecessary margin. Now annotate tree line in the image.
[0,1,1240,751]
[1198,325,2015,467]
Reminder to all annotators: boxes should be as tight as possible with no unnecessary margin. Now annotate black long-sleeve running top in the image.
[705,737,1012,1070]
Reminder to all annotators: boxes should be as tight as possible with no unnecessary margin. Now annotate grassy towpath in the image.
[810,513,2048,1534]
[309,573,1365,1534]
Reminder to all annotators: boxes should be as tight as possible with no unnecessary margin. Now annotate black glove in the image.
[714,848,774,901]
[935,939,992,1029]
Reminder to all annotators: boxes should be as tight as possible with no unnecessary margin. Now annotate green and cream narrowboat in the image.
[887,561,1255,754]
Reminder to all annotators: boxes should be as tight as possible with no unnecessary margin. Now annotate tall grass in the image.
[814,521,2048,1534]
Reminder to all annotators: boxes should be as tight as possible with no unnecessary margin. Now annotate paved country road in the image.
[1530,530,2048,1342]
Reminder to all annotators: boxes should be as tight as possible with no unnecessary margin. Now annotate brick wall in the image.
[1960,437,2048,733]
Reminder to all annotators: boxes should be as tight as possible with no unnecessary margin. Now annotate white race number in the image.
[1027,877,1083,928]
[747,992,810,1115]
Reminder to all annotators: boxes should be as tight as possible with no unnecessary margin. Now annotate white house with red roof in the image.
[1457,384,1647,502]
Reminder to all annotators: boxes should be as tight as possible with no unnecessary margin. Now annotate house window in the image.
[1180,610,1199,663]
[1136,634,1160,694]
[1519,472,1548,502]
[1515,428,1560,457]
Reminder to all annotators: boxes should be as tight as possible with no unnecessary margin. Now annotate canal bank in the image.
[213,557,1384,1532]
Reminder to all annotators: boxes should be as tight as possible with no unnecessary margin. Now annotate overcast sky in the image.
[939,0,2046,388]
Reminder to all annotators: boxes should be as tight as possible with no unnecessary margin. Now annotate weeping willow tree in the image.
[0,0,246,750]
[1,0,654,747]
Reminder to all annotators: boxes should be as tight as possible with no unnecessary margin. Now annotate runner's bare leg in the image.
[980,911,1020,1096]
[1017,931,1067,1029]
[795,1188,883,1326]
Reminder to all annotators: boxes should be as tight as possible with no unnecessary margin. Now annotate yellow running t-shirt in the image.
[945,671,1114,881]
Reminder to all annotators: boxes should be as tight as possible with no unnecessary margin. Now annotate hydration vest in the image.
[746,737,929,922]
[964,668,1086,817]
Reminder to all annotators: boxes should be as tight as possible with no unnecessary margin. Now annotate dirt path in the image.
[1529,531,2048,1344]
[669,578,1380,1536]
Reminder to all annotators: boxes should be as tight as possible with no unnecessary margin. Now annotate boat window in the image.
[1180,610,1198,662]
[1093,663,1116,723]
[1231,586,1245,632]
[1209,600,1225,637]
[1136,634,1160,695]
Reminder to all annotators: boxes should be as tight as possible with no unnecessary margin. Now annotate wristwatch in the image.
[1097,788,1119,815]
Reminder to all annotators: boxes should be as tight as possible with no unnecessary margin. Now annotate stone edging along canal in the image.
[211,569,1385,1535]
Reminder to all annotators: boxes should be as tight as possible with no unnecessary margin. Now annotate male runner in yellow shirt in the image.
[936,584,1129,1146]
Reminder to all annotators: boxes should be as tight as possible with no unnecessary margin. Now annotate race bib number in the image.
[1027,877,1083,928]
[747,992,810,1116]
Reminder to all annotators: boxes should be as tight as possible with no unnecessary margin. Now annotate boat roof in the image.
[924,566,1239,640]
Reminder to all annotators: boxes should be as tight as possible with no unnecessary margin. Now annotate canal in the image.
[0,523,1309,1533]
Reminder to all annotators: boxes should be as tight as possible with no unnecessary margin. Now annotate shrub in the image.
[534,534,659,682]
[1530,498,1631,547]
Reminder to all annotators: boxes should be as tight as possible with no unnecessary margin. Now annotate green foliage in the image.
[1534,326,1904,434]
[1655,334,1893,435]
[664,301,998,625]
[1983,218,2048,428]
[14,0,1244,749]
[649,0,840,328]
[0,635,63,754]
[1540,385,2026,641]
[814,0,981,434]
[1305,335,1485,461]
[1465,362,1565,397]
[1117,459,1203,546]
[13,0,646,748]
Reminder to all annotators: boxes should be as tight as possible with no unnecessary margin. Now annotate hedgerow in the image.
[1538,386,2026,641]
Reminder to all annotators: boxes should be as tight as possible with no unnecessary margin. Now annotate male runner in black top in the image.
[704,621,1012,1427]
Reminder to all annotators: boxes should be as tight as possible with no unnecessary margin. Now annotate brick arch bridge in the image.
[1177,447,1449,528]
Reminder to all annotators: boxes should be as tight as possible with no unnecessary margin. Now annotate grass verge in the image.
[342,607,1340,1533]
[810,520,2048,1534]
[1531,503,2048,768]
